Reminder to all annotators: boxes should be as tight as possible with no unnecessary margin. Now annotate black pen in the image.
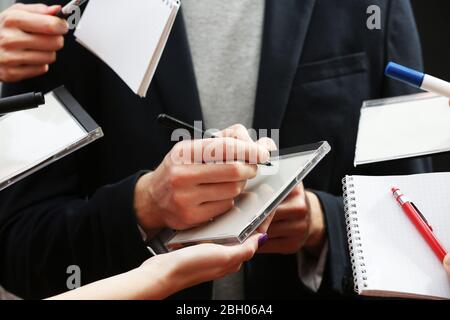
[0,92,45,116]
[56,0,89,18]
[157,113,273,166]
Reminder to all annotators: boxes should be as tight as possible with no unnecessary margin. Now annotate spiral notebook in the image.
[74,0,180,97]
[343,173,450,299]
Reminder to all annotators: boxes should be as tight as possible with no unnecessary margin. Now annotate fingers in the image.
[2,9,68,35]
[9,3,61,15]
[171,137,270,165]
[0,64,48,82]
[0,29,65,51]
[272,196,308,222]
[256,137,278,152]
[163,235,265,293]
[202,137,270,164]
[167,162,257,185]
[266,219,309,238]
[225,233,262,265]
[218,124,254,142]
[0,4,67,82]
[194,199,235,223]
[444,254,450,277]
[0,50,56,67]
[192,181,247,203]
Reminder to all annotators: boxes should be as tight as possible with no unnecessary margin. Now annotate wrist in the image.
[134,172,164,233]
[141,254,181,299]
[304,191,327,257]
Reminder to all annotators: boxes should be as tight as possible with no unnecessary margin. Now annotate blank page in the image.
[74,0,177,97]
[355,93,450,166]
[0,92,86,185]
[351,173,450,299]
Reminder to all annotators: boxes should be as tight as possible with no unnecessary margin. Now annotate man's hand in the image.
[0,3,68,82]
[444,254,450,278]
[258,185,326,257]
[134,125,272,233]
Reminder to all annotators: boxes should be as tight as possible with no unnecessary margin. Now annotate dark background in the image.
[411,0,450,171]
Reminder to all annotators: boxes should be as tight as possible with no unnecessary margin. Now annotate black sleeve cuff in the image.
[312,190,354,294]
[92,171,151,268]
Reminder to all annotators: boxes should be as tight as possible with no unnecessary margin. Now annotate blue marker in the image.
[385,62,450,99]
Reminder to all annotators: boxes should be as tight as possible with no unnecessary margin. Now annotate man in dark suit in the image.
[0,0,430,299]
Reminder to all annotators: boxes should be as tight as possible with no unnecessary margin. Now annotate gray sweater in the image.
[182,0,265,300]
[182,0,264,130]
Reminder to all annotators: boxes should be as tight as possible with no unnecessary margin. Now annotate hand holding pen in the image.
[157,114,276,166]
[0,3,69,82]
[0,1,90,83]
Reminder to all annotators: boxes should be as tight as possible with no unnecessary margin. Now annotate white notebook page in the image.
[74,0,176,96]
[355,93,450,166]
[0,92,86,184]
[351,173,450,299]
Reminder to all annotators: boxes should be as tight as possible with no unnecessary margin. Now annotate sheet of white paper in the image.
[350,173,450,299]
[0,92,86,184]
[74,0,177,96]
[355,93,450,166]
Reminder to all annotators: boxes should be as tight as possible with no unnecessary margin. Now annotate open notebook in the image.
[354,93,450,166]
[74,0,180,97]
[343,173,450,299]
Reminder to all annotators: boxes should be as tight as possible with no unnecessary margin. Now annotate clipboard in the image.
[166,141,331,249]
[0,86,103,191]
[354,92,450,166]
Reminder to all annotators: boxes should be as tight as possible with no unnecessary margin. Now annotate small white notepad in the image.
[343,173,450,299]
[354,93,450,166]
[75,0,180,97]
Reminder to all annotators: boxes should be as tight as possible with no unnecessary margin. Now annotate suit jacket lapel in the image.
[154,11,203,125]
[253,0,317,131]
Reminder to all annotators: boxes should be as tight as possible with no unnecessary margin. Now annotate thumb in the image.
[444,254,450,278]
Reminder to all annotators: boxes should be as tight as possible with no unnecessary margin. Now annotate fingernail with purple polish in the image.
[258,233,269,247]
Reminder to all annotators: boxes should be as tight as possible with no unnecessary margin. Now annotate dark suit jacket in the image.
[0,0,431,299]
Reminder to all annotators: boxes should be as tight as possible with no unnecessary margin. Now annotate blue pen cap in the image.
[385,62,425,88]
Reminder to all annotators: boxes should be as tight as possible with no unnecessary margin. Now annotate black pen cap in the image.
[0,92,45,115]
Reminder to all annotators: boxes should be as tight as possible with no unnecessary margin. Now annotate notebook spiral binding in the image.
[342,176,368,292]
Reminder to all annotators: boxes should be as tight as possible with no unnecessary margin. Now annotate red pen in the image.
[391,186,448,262]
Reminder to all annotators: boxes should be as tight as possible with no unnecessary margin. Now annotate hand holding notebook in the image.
[343,173,450,299]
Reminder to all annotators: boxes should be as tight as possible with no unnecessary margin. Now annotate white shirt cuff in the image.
[297,241,329,292]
